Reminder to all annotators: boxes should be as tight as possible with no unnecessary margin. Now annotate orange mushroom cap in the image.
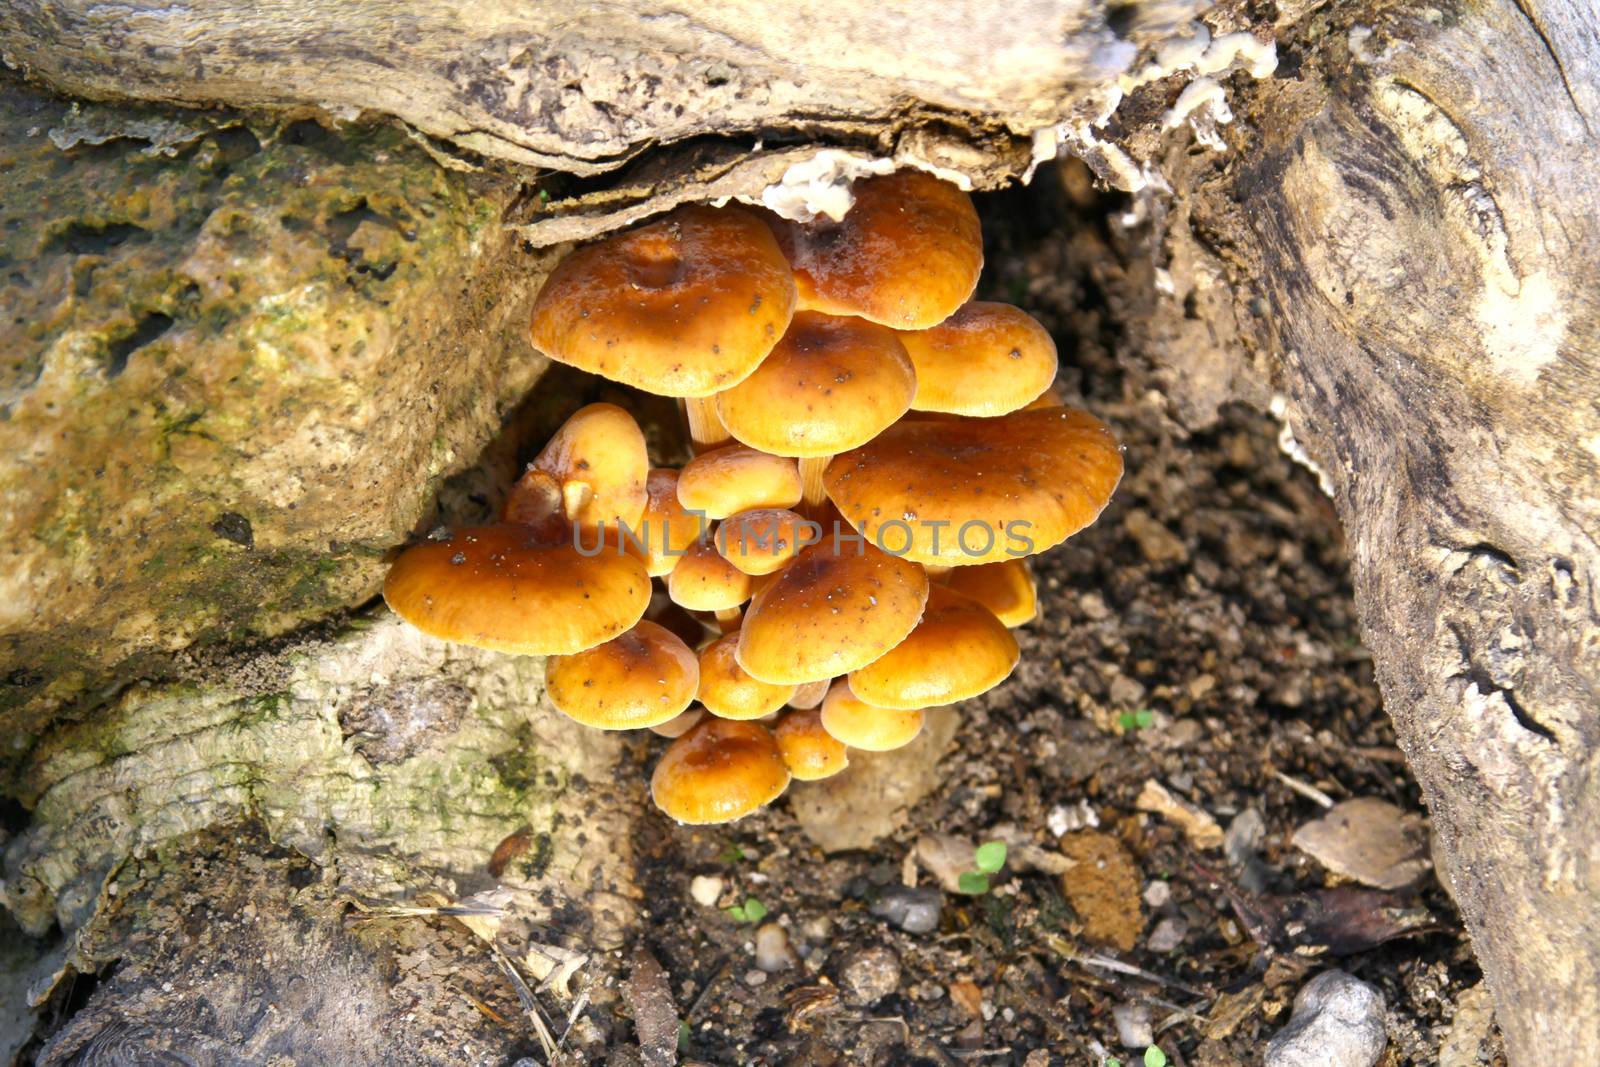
[650,717,791,824]
[768,171,982,329]
[383,524,649,655]
[667,540,753,613]
[545,620,699,730]
[677,445,803,520]
[634,468,708,577]
[847,585,1018,709]
[774,707,849,781]
[715,508,815,576]
[818,682,925,751]
[532,402,649,531]
[698,630,796,720]
[715,311,916,458]
[823,406,1124,567]
[529,205,796,397]
[899,302,1058,417]
[736,532,929,685]
[945,559,1037,627]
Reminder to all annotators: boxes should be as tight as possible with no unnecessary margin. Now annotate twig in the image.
[1270,769,1335,808]
[684,955,731,1024]
[558,989,590,1049]
[492,942,559,1061]
[1044,937,1208,998]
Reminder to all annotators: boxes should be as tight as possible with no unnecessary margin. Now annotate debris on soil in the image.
[1136,778,1224,850]
[1293,797,1430,891]
[1265,970,1387,1067]
[623,947,680,1067]
[1058,831,1144,951]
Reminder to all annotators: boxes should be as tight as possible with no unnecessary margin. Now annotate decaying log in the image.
[4,0,1600,1062]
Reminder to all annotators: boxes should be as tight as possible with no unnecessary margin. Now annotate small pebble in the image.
[744,969,768,987]
[869,886,942,934]
[1265,970,1387,1067]
[754,923,796,972]
[1143,879,1172,908]
[1113,1001,1154,1048]
[689,874,724,908]
[837,945,901,1006]
[1047,800,1099,836]
[1147,916,1189,953]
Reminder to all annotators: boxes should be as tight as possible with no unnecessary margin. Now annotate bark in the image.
[4,0,1600,1063]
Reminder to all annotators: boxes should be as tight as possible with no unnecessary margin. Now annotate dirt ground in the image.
[617,172,1503,1067]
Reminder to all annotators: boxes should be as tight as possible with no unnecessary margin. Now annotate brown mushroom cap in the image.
[769,171,982,329]
[384,524,649,654]
[545,620,699,730]
[716,508,815,576]
[819,682,925,751]
[532,402,649,530]
[715,311,916,457]
[667,540,753,613]
[848,585,1018,709]
[823,406,1124,567]
[650,707,707,738]
[634,468,708,577]
[899,302,1058,417]
[677,445,803,519]
[529,205,796,397]
[945,559,1037,627]
[773,708,849,781]
[736,532,929,685]
[650,717,791,824]
[698,630,796,720]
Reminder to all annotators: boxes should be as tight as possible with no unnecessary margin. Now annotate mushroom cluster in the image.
[384,172,1124,825]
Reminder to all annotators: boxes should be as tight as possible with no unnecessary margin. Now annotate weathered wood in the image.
[1229,0,1600,1059]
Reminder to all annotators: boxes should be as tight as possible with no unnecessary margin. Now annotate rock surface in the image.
[0,74,549,736]
[1265,970,1387,1067]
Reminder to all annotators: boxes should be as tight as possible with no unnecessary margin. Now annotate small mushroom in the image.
[848,585,1018,709]
[529,204,796,398]
[383,525,649,654]
[667,540,753,628]
[677,445,803,519]
[943,558,1038,627]
[716,311,915,507]
[650,707,707,738]
[737,532,929,685]
[651,717,791,824]
[698,630,796,720]
[818,681,925,751]
[774,707,849,781]
[531,402,649,531]
[545,620,699,730]
[716,508,814,576]
[766,171,982,329]
[898,302,1058,417]
[824,406,1124,567]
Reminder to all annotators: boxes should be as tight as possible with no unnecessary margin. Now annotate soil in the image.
[616,170,1505,1067]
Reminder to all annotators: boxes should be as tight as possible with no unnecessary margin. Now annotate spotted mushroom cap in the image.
[768,171,982,329]
[716,508,814,576]
[532,402,649,531]
[667,539,753,613]
[529,205,797,397]
[823,406,1124,567]
[715,311,916,457]
[545,621,699,730]
[677,445,803,519]
[945,559,1037,627]
[818,682,925,751]
[698,630,796,720]
[736,532,929,685]
[773,707,850,781]
[899,302,1058,417]
[383,524,649,655]
[847,585,1018,709]
[650,717,791,824]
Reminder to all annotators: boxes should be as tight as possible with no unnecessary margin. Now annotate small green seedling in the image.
[956,841,1009,895]
[724,896,768,924]
[1106,1059,1122,1067]
[1119,708,1155,731]
[719,842,747,864]
[1144,1047,1168,1067]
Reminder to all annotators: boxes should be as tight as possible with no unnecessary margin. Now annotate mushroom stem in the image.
[924,564,952,581]
[684,396,731,452]
[715,607,743,633]
[797,455,831,514]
